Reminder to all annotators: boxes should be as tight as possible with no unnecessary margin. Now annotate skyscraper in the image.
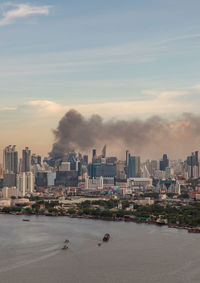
[3,145,18,173]
[128,156,141,178]
[126,150,130,166]
[22,147,31,172]
[187,151,199,179]
[102,145,106,158]
[160,154,169,171]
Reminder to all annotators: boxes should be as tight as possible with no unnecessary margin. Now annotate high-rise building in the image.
[116,161,126,180]
[102,145,106,158]
[31,154,41,166]
[83,155,88,165]
[3,173,16,187]
[22,147,31,172]
[92,149,96,158]
[126,150,130,166]
[187,151,199,179]
[88,163,116,178]
[3,145,18,173]
[128,156,141,178]
[16,172,34,196]
[160,154,169,171]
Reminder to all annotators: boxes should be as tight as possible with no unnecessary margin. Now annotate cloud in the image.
[192,85,200,91]
[0,107,16,111]
[1,83,199,121]
[22,87,194,119]
[0,3,51,26]
[25,100,65,116]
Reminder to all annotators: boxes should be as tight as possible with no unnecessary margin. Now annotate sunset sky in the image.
[0,0,200,158]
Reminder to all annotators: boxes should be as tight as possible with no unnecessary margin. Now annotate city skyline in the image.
[1,2,200,282]
[1,1,200,157]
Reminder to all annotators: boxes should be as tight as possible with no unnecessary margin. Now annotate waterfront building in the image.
[2,187,18,199]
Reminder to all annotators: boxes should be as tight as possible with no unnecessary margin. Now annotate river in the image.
[0,215,199,283]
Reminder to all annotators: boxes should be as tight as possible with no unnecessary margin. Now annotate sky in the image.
[0,0,200,158]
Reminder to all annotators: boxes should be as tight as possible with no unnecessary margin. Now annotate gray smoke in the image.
[49,109,200,160]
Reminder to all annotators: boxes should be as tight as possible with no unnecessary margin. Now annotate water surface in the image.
[0,215,199,283]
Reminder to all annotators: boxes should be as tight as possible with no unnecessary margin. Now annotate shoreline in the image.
[1,212,200,233]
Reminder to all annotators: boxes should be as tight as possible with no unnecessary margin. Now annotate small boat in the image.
[188,228,200,233]
[103,233,110,242]
[23,219,30,222]
[62,245,68,250]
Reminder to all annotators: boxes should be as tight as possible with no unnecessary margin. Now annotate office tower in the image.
[16,172,34,196]
[102,145,106,158]
[16,172,26,197]
[151,160,158,171]
[35,171,56,188]
[26,172,34,193]
[31,154,41,166]
[126,150,130,166]
[88,163,116,178]
[83,155,88,165]
[3,173,16,187]
[116,161,126,180]
[55,171,78,187]
[92,149,96,158]
[3,145,18,173]
[22,147,31,172]
[128,156,141,178]
[160,154,169,171]
[187,151,199,179]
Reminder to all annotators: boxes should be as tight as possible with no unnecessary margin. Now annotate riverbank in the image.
[1,211,200,233]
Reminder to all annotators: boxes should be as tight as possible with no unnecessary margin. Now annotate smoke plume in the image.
[49,109,200,160]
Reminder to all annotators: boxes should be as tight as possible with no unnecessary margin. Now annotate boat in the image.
[22,219,30,222]
[103,233,110,242]
[156,219,166,226]
[188,228,200,233]
[62,245,68,250]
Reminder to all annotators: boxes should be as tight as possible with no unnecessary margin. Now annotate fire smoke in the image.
[49,109,200,160]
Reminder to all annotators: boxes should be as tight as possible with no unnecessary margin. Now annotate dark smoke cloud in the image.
[49,109,200,160]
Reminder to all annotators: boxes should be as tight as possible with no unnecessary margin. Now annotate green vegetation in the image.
[2,198,200,228]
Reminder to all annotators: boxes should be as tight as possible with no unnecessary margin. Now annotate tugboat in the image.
[62,245,68,250]
[103,233,110,242]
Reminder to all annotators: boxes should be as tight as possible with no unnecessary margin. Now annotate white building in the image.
[128,178,153,191]
[16,172,34,197]
[2,187,18,199]
[85,177,104,190]
[0,199,11,207]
